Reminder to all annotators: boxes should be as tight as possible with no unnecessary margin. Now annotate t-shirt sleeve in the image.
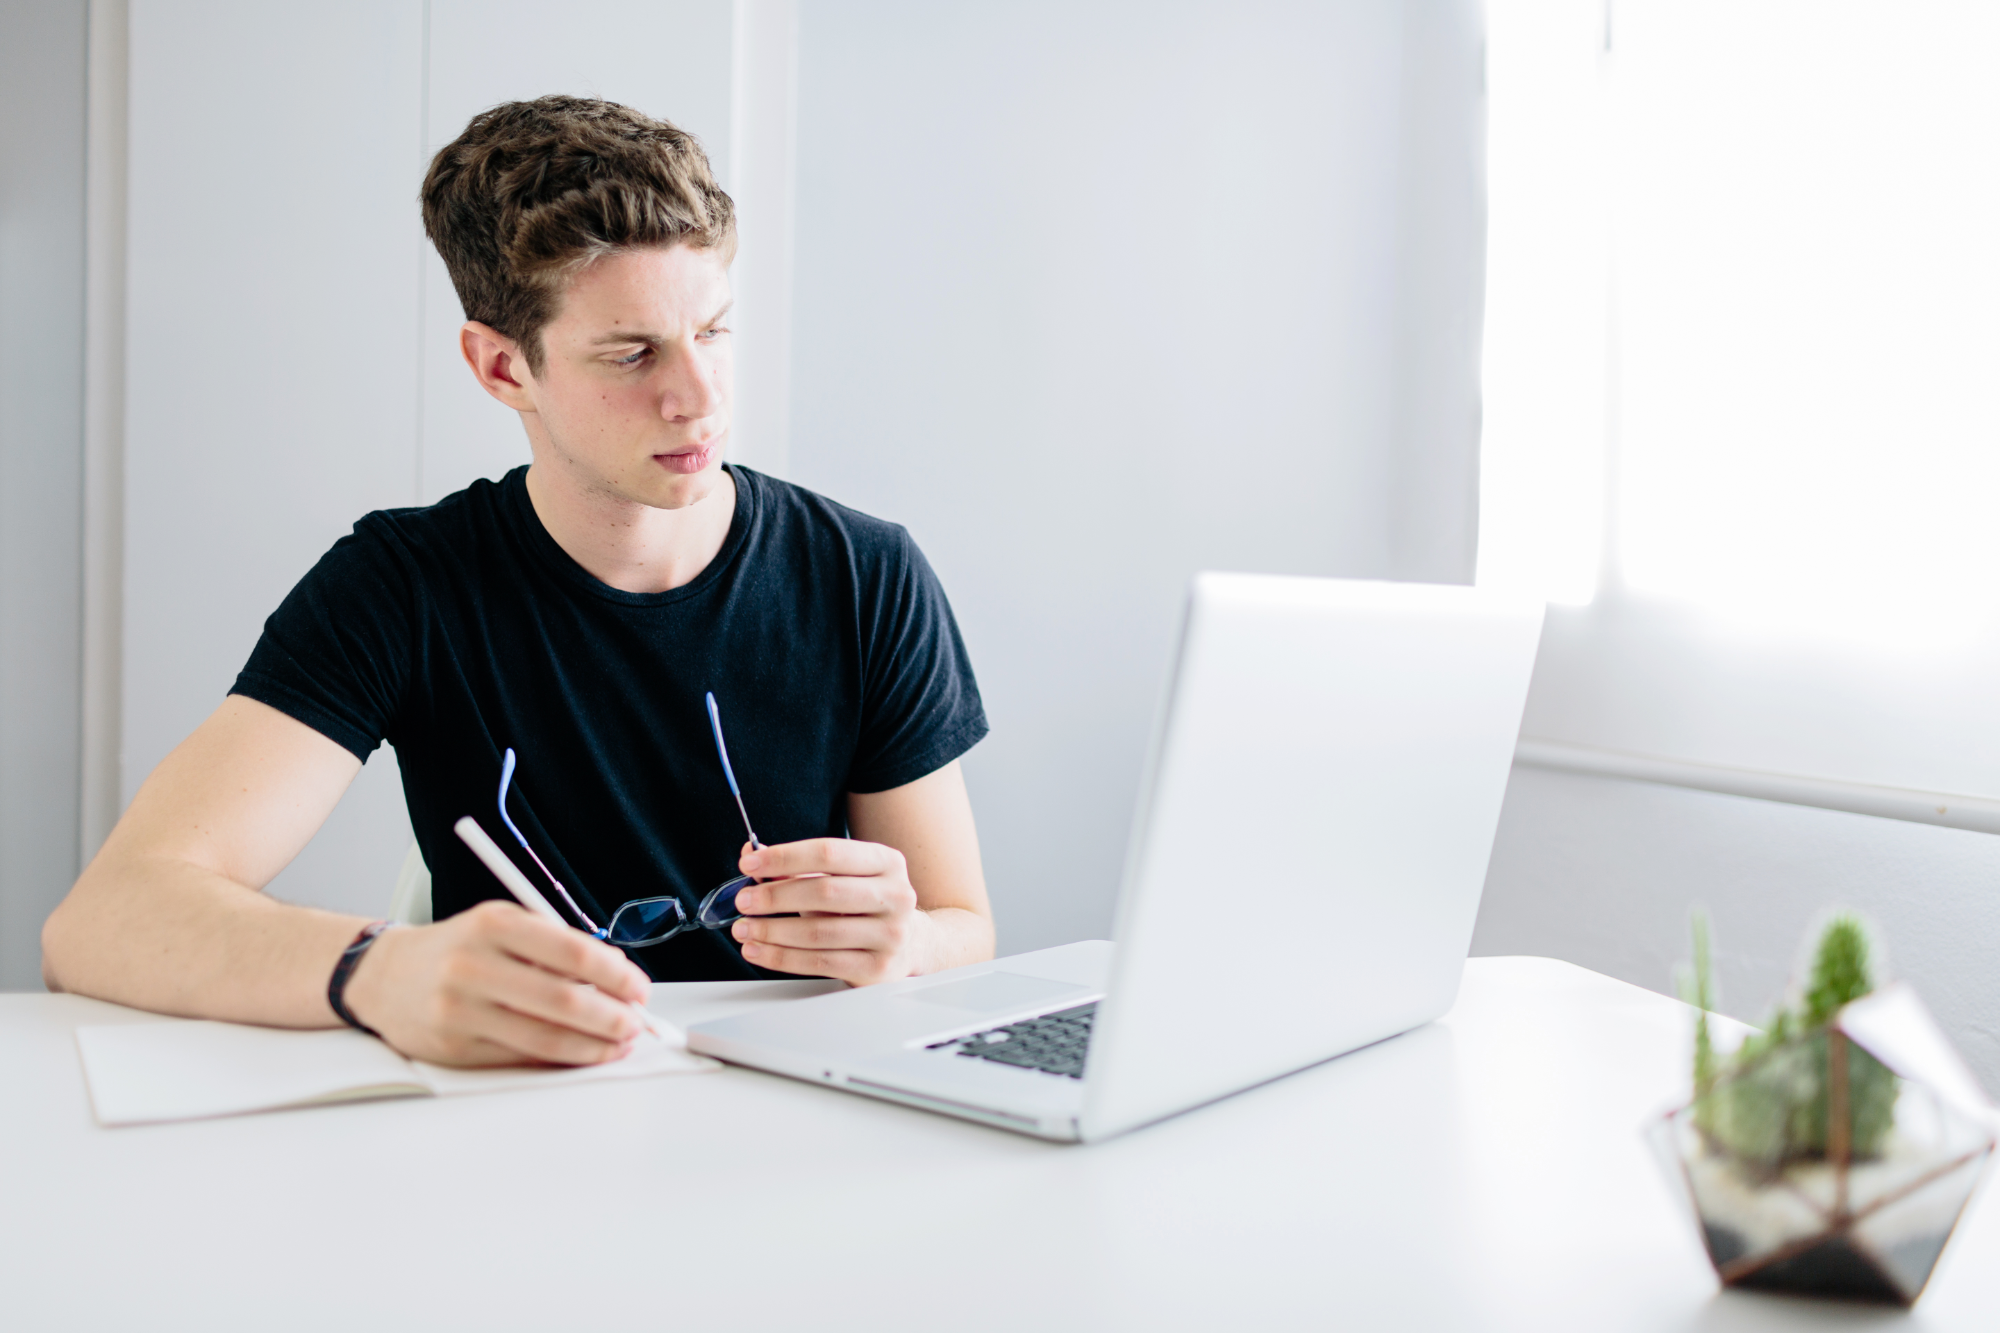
[229,517,415,762]
[847,528,988,793]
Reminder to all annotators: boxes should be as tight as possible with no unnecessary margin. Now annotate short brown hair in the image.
[421,95,736,372]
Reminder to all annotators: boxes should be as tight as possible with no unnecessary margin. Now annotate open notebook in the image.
[76,1016,719,1126]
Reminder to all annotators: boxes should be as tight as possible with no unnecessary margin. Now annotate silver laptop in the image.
[687,573,1544,1142]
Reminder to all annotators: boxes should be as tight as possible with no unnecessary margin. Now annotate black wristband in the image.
[328,920,391,1039]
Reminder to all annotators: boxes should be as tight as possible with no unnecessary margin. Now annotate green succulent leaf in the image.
[1681,909,1895,1171]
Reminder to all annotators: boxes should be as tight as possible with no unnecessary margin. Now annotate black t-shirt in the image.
[231,464,987,980]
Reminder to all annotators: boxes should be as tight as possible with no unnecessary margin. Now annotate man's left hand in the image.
[729,839,934,985]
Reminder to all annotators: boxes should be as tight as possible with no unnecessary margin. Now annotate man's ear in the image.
[460,321,538,412]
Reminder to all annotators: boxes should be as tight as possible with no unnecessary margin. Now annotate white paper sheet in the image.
[414,1032,718,1096]
[78,1022,422,1126]
[77,1019,718,1127]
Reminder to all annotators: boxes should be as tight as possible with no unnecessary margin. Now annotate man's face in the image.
[516,243,734,511]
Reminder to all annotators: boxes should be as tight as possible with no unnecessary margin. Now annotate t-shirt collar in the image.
[502,462,756,607]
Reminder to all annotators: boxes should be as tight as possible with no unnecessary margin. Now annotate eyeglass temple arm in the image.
[497,748,607,938]
[705,692,763,851]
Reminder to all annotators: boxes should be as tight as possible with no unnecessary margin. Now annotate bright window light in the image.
[1612,1,2000,644]
[1477,0,1608,606]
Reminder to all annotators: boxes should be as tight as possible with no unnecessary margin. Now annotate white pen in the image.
[453,815,680,1047]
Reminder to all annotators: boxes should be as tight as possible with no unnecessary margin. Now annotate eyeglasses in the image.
[495,691,764,949]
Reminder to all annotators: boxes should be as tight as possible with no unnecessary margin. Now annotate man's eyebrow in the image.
[586,302,735,347]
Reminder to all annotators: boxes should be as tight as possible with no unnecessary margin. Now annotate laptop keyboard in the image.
[927,1002,1098,1080]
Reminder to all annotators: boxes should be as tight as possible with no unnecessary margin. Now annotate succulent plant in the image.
[1681,911,1899,1174]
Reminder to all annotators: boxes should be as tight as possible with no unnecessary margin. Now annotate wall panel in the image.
[124,0,426,914]
[1474,766,2000,1091]
[0,1,87,987]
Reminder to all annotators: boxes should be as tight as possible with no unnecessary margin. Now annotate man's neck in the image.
[523,460,737,595]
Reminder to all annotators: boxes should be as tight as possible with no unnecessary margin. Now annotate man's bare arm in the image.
[43,696,650,1064]
[43,695,375,1019]
[848,759,995,973]
[727,759,996,983]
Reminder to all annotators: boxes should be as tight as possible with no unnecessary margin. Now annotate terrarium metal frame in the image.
[1658,1026,1991,1305]
[1655,913,1995,1308]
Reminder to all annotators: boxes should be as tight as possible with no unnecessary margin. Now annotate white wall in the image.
[787,0,1485,952]
[102,0,1485,953]
[28,0,1994,1115]
[0,0,1496,990]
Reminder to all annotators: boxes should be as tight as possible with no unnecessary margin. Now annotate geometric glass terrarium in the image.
[1653,916,1996,1307]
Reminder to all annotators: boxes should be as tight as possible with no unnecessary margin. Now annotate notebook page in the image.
[413,1027,719,1097]
[77,1022,424,1126]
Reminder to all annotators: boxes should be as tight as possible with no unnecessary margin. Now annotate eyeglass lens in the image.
[699,874,754,930]
[605,895,690,948]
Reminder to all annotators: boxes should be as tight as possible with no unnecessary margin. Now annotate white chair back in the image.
[386,841,433,925]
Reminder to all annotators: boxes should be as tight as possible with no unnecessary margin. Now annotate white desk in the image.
[4,957,1995,1330]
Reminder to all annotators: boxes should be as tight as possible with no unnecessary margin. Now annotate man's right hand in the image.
[41,698,654,1064]
[341,900,652,1067]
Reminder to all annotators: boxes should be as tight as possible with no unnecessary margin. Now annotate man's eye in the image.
[697,326,729,342]
[614,348,650,366]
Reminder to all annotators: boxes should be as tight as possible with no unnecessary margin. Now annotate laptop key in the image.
[931,1002,1097,1080]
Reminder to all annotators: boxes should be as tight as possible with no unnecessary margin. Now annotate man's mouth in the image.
[654,437,720,475]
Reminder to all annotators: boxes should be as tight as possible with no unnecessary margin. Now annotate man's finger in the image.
[734,912,894,952]
[739,940,877,982]
[409,1030,541,1069]
[741,837,900,881]
[736,874,908,917]
[476,953,644,1044]
[483,904,650,1003]
[474,1000,638,1066]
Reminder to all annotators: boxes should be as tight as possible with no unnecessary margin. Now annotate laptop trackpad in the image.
[907,972,1088,1014]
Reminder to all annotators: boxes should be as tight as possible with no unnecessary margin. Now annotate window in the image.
[1483,0,2000,799]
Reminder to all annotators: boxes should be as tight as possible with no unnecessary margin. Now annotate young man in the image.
[41,97,995,1068]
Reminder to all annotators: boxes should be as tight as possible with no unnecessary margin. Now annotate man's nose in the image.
[659,342,723,422]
